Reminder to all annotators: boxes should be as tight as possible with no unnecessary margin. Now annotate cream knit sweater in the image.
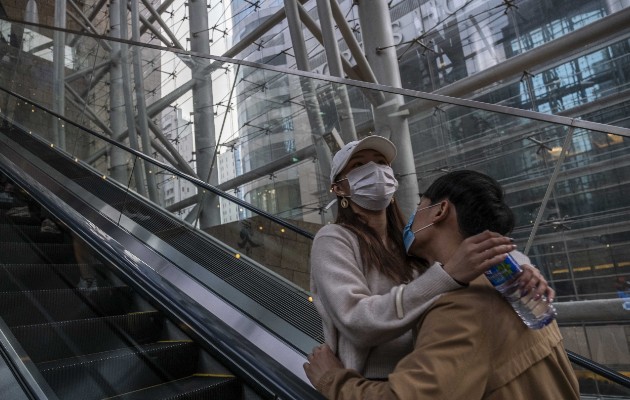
[310,224,462,378]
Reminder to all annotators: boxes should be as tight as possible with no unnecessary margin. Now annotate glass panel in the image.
[565,325,630,397]
[1,18,630,300]
[0,19,628,283]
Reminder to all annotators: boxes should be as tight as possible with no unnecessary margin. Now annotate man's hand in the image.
[304,344,345,388]
[441,231,516,284]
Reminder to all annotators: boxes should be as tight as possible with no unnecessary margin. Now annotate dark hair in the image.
[423,170,514,237]
[335,199,427,283]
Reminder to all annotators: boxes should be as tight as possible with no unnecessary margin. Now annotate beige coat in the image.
[316,277,580,400]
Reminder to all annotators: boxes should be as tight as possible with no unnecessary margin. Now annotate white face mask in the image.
[337,161,398,210]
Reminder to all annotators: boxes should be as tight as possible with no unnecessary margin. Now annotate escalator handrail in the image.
[0,85,315,241]
[567,350,630,388]
[0,318,59,400]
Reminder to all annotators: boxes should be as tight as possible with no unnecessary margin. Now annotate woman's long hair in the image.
[335,198,427,284]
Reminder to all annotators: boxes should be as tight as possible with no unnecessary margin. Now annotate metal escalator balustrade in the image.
[0,115,324,399]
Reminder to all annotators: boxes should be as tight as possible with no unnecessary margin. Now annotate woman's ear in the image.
[331,183,345,197]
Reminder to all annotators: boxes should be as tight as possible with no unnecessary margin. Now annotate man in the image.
[304,170,579,399]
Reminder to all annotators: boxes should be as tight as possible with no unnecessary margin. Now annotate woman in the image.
[310,136,553,379]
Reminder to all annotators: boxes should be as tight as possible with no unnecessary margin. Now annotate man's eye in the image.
[351,162,364,168]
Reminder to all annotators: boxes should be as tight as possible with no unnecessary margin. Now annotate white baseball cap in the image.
[330,136,397,184]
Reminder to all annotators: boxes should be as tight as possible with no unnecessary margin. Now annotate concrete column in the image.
[119,1,148,197]
[605,0,630,13]
[108,0,128,184]
[53,0,66,148]
[315,0,357,142]
[131,0,158,201]
[188,0,220,228]
[357,0,419,215]
[285,0,333,222]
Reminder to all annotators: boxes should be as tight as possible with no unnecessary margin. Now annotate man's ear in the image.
[431,200,451,223]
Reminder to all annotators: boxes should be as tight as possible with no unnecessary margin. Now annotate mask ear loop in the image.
[410,202,441,234]
[412,222,434,234]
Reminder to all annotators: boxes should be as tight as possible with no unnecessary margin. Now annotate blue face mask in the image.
[402,212,418,254]
[402,201,441,255]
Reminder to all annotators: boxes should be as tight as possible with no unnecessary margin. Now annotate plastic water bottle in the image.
[484,254,556,329]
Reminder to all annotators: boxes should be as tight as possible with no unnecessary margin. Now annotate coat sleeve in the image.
[318,286,496,400]
[310,226,462,347]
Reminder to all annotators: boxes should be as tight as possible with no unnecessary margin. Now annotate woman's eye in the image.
[351,162,364,168]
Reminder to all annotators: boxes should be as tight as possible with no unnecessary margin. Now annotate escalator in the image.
[0,120,323,399]
[0,202,242,399]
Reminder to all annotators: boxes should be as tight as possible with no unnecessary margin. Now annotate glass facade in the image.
[227,0,630,302]
[2,1,630,394]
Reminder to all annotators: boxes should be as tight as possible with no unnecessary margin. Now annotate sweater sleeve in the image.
[310,225,462,348]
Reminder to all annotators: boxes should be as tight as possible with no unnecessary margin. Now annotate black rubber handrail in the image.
[567,350,630,388]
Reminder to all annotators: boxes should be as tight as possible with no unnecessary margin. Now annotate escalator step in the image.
[0,222,65,243]
[38,341,200,400]
[10,311,164,363]
[108,375,242,400]
[0,242,75,264]
[0,193,18,209]
[0,263,101,291]
[0,211,40,226]
[0,286,136,326]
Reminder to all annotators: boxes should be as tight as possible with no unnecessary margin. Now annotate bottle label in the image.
[484,254,522,287]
